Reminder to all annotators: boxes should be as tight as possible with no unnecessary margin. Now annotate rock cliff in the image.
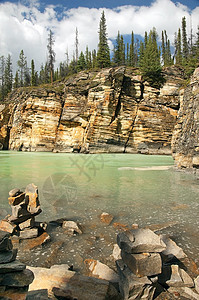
[172,67,199,169]
[0,66,185,154]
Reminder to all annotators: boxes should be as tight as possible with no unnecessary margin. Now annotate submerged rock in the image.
[99,212,114,225]
[62,220,82,235]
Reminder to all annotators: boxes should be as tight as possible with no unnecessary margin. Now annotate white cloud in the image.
[0,0,198,73]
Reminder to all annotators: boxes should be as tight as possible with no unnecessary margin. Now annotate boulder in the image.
[116,259,154,300]
[62,220,82,234]
[99,212,114,225]
[0,268,34,287]
[121,251,162,277]
[0,236,13,251]
[84,259,119,283]
[117,229,166,253]
[28,264,119,300]
[166,265,194,288]
[160,234,187,262]
[26,289,49,300]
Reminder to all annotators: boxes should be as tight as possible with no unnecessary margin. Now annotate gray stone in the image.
[0,268,34,287]
[0,260,26,273]
[9,188,21,197]
[166,265,184,287]
[117,229,166,253]
[160,234,187,262]
[112,244,121,260]
[121,251,162,277]
[19,228,38,239]
[0,249,17,264]
[0,237,13,251]
[116,259,151,300]
[179,268,194,287]
[0,231,10,242]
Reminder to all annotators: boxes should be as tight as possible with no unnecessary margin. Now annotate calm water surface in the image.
[0,151,198,269]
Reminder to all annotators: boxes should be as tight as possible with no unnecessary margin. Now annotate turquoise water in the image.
[0,151,199,268]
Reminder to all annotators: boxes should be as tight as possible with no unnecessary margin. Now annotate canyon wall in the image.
[0,66,185,154]
[171,67,199,169]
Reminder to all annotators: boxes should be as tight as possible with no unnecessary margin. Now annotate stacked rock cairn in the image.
[116,228,198,299]
[0,231,34,299]
[0,183,43,239]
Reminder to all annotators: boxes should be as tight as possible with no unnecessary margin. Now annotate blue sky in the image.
[0,0,198,71]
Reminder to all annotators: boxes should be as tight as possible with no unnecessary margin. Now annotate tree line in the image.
[0,11,199,101]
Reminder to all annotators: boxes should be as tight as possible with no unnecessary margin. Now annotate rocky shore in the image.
[0,184,198,299]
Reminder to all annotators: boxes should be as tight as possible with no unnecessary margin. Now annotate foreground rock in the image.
[0,230,34,299]
[28,264,120,300]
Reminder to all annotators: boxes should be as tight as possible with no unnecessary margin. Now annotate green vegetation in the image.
[0,11,199,101]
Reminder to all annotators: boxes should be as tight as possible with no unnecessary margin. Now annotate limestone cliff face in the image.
[0,66,185,154]
[171,67,199,169]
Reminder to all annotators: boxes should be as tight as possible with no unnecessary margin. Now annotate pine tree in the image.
[175,29,182,65]
[4,54,13,95]
[182,17,189,62]
[0,56,5,101]
[139,28,162,88]
[162,30,173,66]
[77,51,86,71]
[47,29,56,84]
[130,31,135,67]
[75,27,79,63]
[97,11,110,68]
[31,59,36,86]
[14,71,19,89]
[17,50,27,87]
[92,49,97,68]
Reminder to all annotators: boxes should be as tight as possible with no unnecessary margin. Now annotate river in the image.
[0,151,198,270]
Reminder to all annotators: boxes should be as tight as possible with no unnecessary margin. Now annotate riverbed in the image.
[0,151,198,271]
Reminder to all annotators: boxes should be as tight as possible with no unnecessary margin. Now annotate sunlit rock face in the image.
[0,66,185,154]
[172,67,199,169]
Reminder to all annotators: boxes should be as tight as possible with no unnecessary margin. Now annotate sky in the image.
[0,0,199,72]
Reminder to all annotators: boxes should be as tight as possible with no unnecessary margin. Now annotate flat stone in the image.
[25,183,40,212]
[19,228,38,239]
[160,234,187,262]
[121,251,162,277]
[9,188,21,197]
[118,229,166,253]
[21,232,50,251]
[0,236,13,251]
[62,220,82,234]
[0,268,34,287]
[113,222,129,231]
[194,276,199,294]
[8,193,25,206]
[0,220,17,234]
[19,217,35,230]
[179,268,194,287]
[84,259,119,283]
[28,265,118,300]
[116,259,152,299]
[9,206,42,224]
[0,249,17,264]
[0,260,26,273]
[26,289,49,300]
[99,212,114,225]
[0,286,28,300]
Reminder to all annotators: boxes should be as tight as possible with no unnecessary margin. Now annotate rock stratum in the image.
[172,67,199,170]
[0,66,185,155]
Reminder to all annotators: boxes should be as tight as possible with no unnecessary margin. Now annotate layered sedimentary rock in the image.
[172,67,199,169]
[0,66,185,154]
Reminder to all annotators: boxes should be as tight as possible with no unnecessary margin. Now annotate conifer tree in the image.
[17,50,27,87]
[97,11,110,68]
[31,59,36,86]
[47,29,56,84]
[182,17,189,61]
[4,54,13,95]
[0,56,5,101]
[14,71,19,89]
[130,31,135,67]
[77,51,86,71]
[175,29,182,65]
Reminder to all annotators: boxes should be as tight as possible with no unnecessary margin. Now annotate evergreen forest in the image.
[0,12,199,101]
